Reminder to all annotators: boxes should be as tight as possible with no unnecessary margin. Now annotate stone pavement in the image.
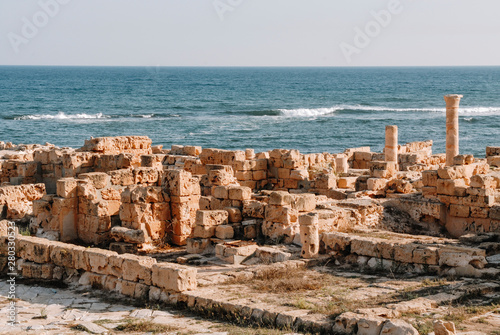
[0,279,277,335]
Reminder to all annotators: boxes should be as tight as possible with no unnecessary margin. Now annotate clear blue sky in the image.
[1,0,499,66]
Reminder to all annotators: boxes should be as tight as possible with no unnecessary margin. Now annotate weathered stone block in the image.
[56,178,78,198]
[228,186,252,201]
[151,263,197,292]
[215,225,234,239]
[195,210,228,226]
[422,170,438,187]
[78,172,110,189]
[17,236,51,264]
[121,254,157,285]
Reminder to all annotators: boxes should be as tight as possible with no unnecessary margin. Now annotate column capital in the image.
[444,94,463,108]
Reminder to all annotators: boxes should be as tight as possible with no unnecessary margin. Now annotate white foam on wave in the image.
[15,112,107,120]
[277,107,343,117]
[276,105,500,117]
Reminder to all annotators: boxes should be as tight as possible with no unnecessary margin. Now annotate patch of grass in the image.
[18,226,31,236]
[288,297,316,310]
[227,267,327,293]
[420,278,448,287]
[93,319,114,325]
[475,317,489,324]
[215,323,300,335]
[412,320,434,335]
[114,319,179,333]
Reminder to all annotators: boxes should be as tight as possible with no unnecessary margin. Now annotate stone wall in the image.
[0,235,196,297]
[321,231,499,278]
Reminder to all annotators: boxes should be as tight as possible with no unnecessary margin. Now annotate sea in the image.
[1,66,499,157]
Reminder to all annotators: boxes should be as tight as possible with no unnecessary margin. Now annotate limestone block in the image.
[228,186,252,200]
[225,207,242,223]
[422,186,437,198]
[357,315,386,335]
[195,210,228,226]
[291,193,316,212]
[77,179,97,200]
[438,246,486,268]
[433,320,456,335]
[355,151,373,161]
[470,206,489,218]
[164,169,194,196]
[351,237,380,258]
[369,161,397,178]
[78,172,110,189]
[242,200,266,218]
[487,156,500,167]
[337,177,357,189]
[314,173,336,189]
[262,220,298,243]
[422,170,438,187]
[110,226,145,244]
[252,170,267,181]
[321,232,352,252]
[437,178,466,196]
[86,248,117,275]
[101,188,122,201]
[449,204,470,218]
[207,165,236,186]
[56,178,78,198]
[151,262,197,292]
[193,225,215,238]
[141,154,165,168]
[17,236,52,264]
[129,186,162,203]
[269,191,293,206]
[393,243,415,263]
[380,319,419,335]
[108,169,134,186]
[265,205,298,225]
[120,203,149,224]
[277,168,290,179]
[290,169,308,180]
[470,174,496,189]
[244,224,257,239]
[215,225,234,239]
[367,178,388,191]
[133,167,159,184]
[50,243,86,268]
[235,170,253,181]
[122,254,157,285]
[21,261,54,280]
[186,238,212,254]
[212,186,228,199]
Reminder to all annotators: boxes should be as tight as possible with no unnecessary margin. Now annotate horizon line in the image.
[1,64,500,68]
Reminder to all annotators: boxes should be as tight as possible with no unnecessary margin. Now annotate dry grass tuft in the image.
[114,319,179,333]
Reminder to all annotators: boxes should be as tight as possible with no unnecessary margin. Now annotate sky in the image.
[1,0,499,67]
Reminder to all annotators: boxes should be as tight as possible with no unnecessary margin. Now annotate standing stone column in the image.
[444,94,463,166]
[299,212,319,259]
[385,125,398,162]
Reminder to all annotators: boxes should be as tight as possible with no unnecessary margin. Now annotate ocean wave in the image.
[14,112,107,120]
[10,112,183,120]
[269,105,500,117]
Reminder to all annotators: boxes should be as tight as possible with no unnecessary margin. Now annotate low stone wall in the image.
[0,235,196,298]
[321,231,500,278]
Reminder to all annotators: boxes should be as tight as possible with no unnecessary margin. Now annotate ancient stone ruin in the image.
[1,96,500,334]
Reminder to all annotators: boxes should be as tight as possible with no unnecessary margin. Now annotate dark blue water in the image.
[1,66,499,156]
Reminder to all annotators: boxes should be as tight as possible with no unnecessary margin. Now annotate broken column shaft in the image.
[444,94,463,166]
[385,125,398,162]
